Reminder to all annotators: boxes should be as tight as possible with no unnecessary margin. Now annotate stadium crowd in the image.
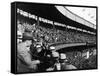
[17,20,96,44]
[17,19,97,73]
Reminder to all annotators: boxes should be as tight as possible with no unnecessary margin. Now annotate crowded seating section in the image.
[17,14,97,72]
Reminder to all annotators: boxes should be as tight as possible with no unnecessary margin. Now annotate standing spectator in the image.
[17,40,40,72]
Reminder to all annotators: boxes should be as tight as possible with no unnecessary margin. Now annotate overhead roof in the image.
[17,2,96,33]
[56,6,96,29]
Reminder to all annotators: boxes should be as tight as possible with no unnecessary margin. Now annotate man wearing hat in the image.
[59,53,77,70]
[17,31,41,72]
[46,46,61,71]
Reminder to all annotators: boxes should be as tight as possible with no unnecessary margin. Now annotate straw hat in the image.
[36,45,41,48]
[60,53,66,59]
[50,46,55,50]
[52,51,59,57]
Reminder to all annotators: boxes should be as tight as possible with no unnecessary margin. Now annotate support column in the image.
[53,21,55,30]
[37,16,39,26]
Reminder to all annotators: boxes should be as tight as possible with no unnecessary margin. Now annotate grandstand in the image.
[17,2,97,72]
